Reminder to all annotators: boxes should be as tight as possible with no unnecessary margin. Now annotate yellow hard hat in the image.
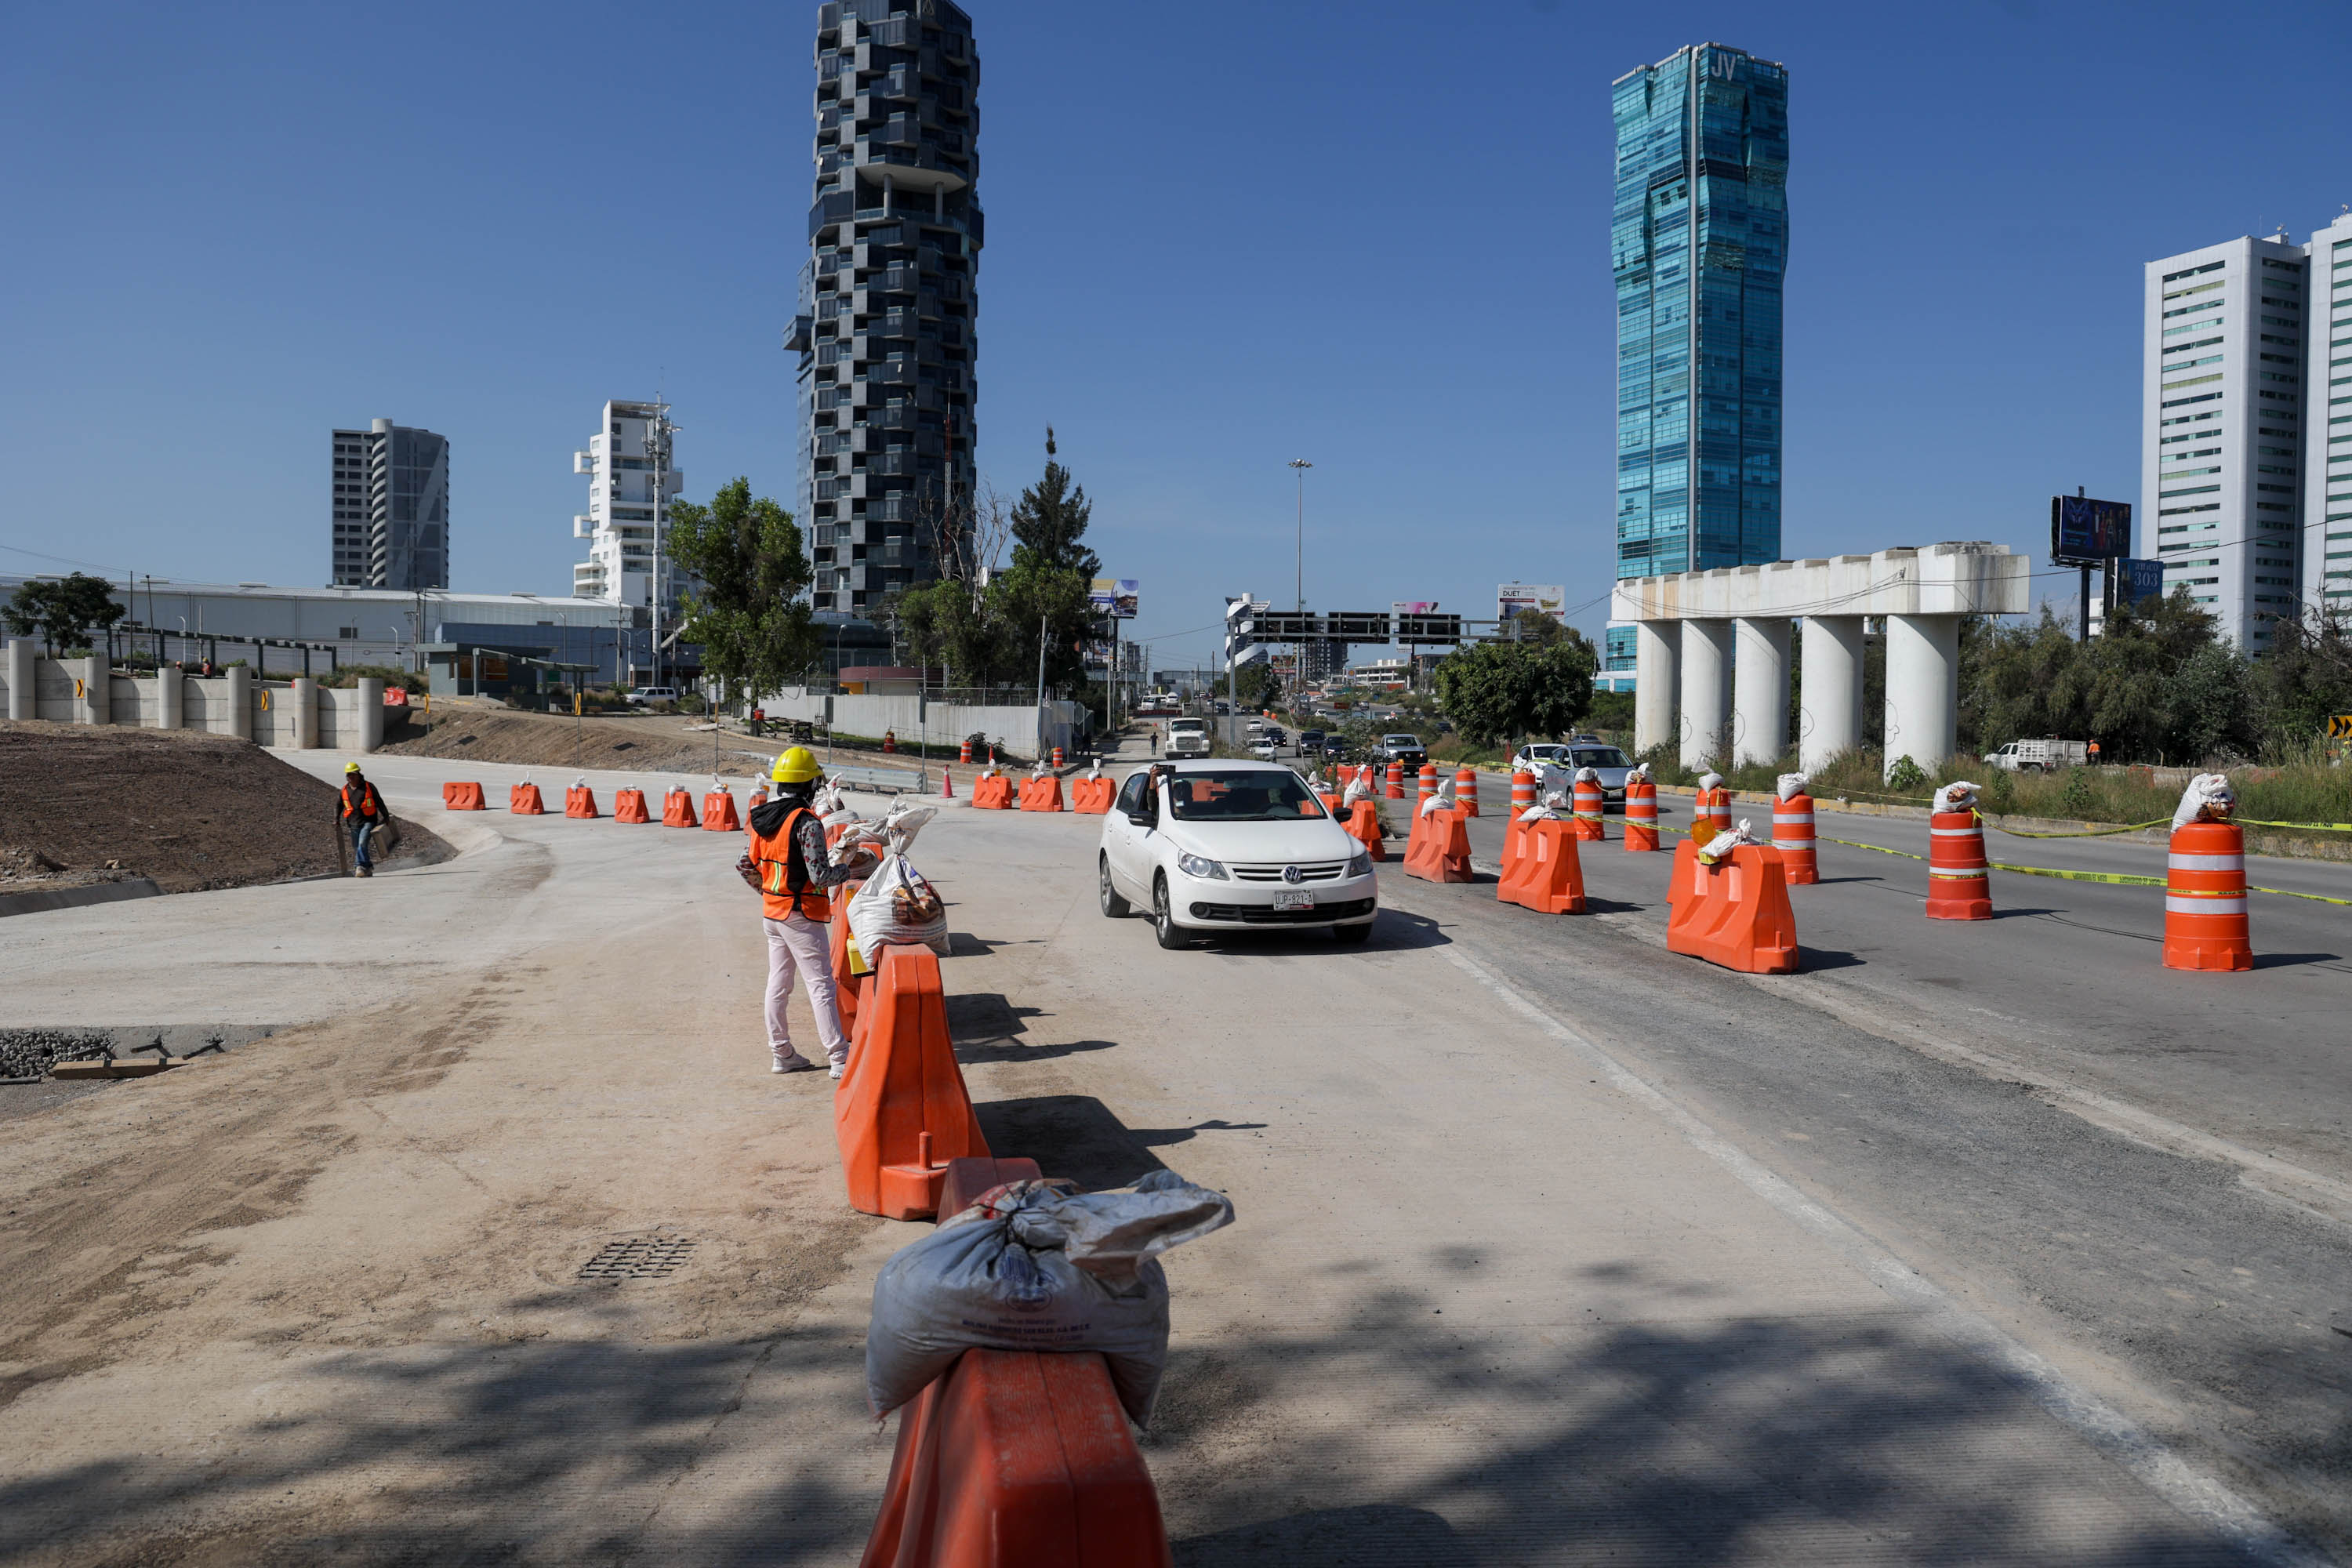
[344,762,362,774]
[772,746,822,784]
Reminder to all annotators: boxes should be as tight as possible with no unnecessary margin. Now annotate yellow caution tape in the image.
[2235,818,2352,833]
[2248,884,2352,906]
[1973,812,2169,839]
[1821,832,2347,902]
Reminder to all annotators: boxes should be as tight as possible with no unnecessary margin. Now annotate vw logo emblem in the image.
[1283,865,1303,884]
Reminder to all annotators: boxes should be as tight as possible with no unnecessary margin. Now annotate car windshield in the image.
[1571,746,1629,768]
[1166,769,1325,822]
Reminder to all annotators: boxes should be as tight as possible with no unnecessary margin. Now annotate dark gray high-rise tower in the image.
[789,0,982,630]
[330,418,448,590]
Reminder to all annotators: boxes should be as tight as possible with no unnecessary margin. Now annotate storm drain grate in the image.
[579,1236,696,1281]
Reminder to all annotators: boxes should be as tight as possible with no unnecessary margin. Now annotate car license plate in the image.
[1274,891,1315,912]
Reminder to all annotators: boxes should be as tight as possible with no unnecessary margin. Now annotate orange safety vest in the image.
[340,781,383,821]
[751,805,831,923]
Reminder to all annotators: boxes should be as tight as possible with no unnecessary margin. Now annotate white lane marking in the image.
[1436,941,2328,1568]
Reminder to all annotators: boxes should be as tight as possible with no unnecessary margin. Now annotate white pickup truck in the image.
[1986,738,2090,772]
[1165,717,1211,757]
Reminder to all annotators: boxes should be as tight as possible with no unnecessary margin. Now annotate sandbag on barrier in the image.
[564,782,600,819]
[970,771,1013,811]
[442,782,487,811]
[613,788,652,823]
[662,787,699,828]
[1402,803,1472,884]
[510,782,546,815]
[1665,837,1798,974]
[836,943,989,1221]
[1497,816,1585,914]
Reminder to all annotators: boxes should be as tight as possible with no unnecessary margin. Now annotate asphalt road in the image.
[1358,789,2352,1556]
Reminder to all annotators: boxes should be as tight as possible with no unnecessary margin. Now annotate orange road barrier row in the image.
[1926,809,1991,920]
[510,782,546,815]
[1773,791,1818,884]
[1666,840,1799,975]
[613,789,652,824]
[1344,800,1386,862]
[1385,761,1404,800]
[662,787,700,829]
[441,781,487,811]
[1497,816,1586,914]
[1455,767,1480,818]
[1018,775,1065,813]
[1402,804,1473,884]
[564,785,600,819]
[832,877,869,1034]
[1069,776,1115,814]
[2165,820,2252,971]
[703,789,743,832]
[970,773,1013,811]
[1570,775,1606,841]
[1624,779,1659,852]
[835,943,989,1221]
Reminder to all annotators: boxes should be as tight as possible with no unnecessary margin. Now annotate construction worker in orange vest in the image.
[336,762,389,877]
[741,746,872,1077]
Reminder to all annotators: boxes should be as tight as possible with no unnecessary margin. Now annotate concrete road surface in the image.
[0,746,2338,1564]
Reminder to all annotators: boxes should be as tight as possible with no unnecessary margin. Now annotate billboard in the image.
[2113,557,2165,610]
[2051,496,2131,563]
[1088,578,1140,619]
[1390,600,1439,616]
[1326,611,1392,641]
[1396,612,1463,644]
[1497,583,1566,620]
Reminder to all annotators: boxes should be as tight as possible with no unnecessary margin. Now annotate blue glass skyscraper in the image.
[1612,44,1788,583]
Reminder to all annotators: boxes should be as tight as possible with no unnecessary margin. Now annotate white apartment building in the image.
[571,400,685,607]
[2302,211,2352,615]
[2141,234,2308,650]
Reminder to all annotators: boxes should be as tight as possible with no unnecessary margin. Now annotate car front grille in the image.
[1231,862,1346,883]
[1188,898,1377,924]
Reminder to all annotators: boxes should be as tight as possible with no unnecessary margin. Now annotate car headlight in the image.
[1177,851,1228,880]
[1347,845,1373,878]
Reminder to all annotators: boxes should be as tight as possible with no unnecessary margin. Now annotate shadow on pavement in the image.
[974,1093,1170,1190]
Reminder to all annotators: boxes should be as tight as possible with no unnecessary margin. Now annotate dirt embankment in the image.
[0,721,448,895]
[376,705,954,779]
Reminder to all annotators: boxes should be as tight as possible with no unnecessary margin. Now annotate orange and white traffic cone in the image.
[1570,771,1606,841]
[1455,767,1479,818]
[1773,774,1817,886]
[1623,767,1659,851]
[2164,775,2251,971]
[1925,782,1990,920]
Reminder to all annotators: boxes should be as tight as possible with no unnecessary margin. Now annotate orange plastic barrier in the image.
[1401,805,1472,884]
[1500,808,1528,884]
[1773,792,1817,884]
[564,786,600,819]
[441,781,487,811]
[613,789,652,823]
[1570,777,1605,841]
[971,774,1013,811]
[1497,817,1585,915]
[1455,767,1479,818]
[1665,840,1798,974]
[1695,786,1733,836]
[858,1345,1174,1568]
[1069,777,1114,814]
[1384,761,1404,800]
[2164,820,2252,971]
[750,787,769,811]
[1316,791,1342,815]
[703,789,742,832]
[826,884,868,1039]
[510,782,546,815]
[835,943,989,1221]
[1925,809,1989,920]
[1018,775,1065,813]
[1624,780,1659,852]
[662,787,699,828]
[1344,800,1386,862]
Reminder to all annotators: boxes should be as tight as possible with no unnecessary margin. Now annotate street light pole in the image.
[1288,459,1311,713]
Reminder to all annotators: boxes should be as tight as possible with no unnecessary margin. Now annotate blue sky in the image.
[7,0,2352,674]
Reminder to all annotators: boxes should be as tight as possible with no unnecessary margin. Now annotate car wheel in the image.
[1099,854,1131,918]
[1333,920,1373,945]
[1152,874,1194,950]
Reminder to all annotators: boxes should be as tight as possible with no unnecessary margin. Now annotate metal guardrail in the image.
[829,764,927,795]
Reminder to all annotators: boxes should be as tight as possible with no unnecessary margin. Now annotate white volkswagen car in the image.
[1097,760,1377,949]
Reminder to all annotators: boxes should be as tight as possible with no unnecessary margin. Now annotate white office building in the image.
[2140,233,2310,650]
[571,399,685,608]
[2301,211,2352,614]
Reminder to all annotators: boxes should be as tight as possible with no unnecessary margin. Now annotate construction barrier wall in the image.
[0,643,383,752]
[750,685,1088,764]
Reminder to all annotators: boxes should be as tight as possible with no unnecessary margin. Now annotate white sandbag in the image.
[1341,773,1370,808]
[847,851,950,957]
[1698,819,1759,863]
[811,781,845,817]
[1932,780,1979,814]
[866,1169,1236,1425]
[880,800,937,855]
[1697,771,1724,793]
[1777,772,1808,801]
[1628,761,1653,784]
[2172,772,2235,829]
[1574,765,1600,785]
[1522,802,1555,822]
[1088,758,1103,779]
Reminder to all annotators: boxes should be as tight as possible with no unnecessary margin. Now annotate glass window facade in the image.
[1613,45,1788,581]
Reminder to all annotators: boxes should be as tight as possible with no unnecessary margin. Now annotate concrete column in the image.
[71,655,107,724]
[1731,616,1791,768]
[225,665,252,741]
[292,677,320,749]
[1632,621,1679,757]
[1798,615,1866,774]
[5,639,32,720]
[356,678,386,753]
[154,666,183,731]
[1678,619,1733,771]
[1883,613,1959,780]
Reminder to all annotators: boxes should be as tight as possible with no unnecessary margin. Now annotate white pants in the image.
[764,913,849,1065]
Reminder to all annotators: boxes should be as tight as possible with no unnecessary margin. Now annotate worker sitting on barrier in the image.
[336,762,391,879]
[742,746,875,1078]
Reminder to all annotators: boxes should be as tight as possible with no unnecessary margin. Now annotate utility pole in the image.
[1288,459,1311,713]
[1034,613,1048,762]
[646,399,677,692]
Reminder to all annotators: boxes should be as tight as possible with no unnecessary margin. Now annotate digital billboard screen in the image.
[2051,496,2131,562]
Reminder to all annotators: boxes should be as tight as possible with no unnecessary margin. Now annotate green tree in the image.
[989,434,1102,695]
[2,572,125,655]
[887,577,1004,688]
[2252,604,2352,750]
[1431,630,1599,747]
[1006,434,1101,579]
[1504,608,1570,645]
[666,478,819,703]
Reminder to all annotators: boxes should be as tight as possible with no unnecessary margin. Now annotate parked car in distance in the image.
[1097,759,1378,947]
[1987,738,2090,772]
[1531,735,1636,811]
[626,686,681,706]
[1248,737,1279,760]
[1166,717,1211,757]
